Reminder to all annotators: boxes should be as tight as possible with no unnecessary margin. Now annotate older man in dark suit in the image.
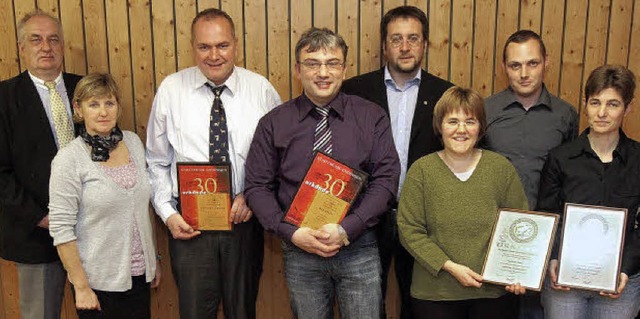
[0,10,81,319]
[341,6,453,319]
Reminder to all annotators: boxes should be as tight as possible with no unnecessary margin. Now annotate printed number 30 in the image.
[322,174,346,197]
[194,178,218,193]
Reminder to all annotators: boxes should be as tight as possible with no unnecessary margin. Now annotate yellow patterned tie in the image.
[44,81,74,148]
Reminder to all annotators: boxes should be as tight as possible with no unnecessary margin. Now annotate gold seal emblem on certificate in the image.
[509,218,538,243]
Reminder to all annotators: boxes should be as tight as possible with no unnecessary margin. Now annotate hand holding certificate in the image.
[482,209,558,291]
[176,163,233,231]
[556,203,627,293]
[284,152,368,230]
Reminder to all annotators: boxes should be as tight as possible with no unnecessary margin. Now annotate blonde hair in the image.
[72,73,122,123]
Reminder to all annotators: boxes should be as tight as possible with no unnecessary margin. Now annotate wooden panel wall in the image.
[1,0,640,318]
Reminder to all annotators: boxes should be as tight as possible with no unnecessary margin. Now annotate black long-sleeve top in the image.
[537,129,640,276]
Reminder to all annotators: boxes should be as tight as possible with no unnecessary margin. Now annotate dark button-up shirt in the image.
[244,92,400,242]
[482,86,578,209]
[537,129,640,275]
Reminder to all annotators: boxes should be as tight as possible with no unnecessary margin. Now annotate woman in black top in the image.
[538,65,640,319]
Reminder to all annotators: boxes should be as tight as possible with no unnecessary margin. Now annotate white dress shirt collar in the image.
[194,66,239,97]
[28,71,63,89]
[383,65,421,91]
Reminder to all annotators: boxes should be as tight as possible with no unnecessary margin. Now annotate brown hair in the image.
[381,6,428,42]
[433,86,487,138]
[584,65,636,107]
[502,30,546,63]
[295,27,348,63]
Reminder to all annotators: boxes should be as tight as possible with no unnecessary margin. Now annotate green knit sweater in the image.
[398,150,528,301]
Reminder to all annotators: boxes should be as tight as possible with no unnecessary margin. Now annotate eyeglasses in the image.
[299,60,345,71]
[388,35,423,48]
[444,119,479,129]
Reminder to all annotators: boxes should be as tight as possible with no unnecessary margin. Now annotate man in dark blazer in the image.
[342,6,453,319]
[0,10,81,319]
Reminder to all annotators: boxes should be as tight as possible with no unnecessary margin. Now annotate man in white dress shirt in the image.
[146,8,281,319]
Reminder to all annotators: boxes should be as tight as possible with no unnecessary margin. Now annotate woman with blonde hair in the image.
[49,73,160,318]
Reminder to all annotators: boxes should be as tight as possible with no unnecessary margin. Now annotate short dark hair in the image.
[381,6,428,42]
[191,8,235,41]
[584,65,636,107]
[433,86,487,139]
[295,28,348,62]
[502,30,546,62]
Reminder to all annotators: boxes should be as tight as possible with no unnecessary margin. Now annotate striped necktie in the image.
[205,83,229,163]
[313,105,332,155]
[44,81,74,148]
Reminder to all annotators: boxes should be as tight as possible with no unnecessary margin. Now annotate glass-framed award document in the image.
[557,203,627,292]
[176,163,233,231]
[284,152,368,230]
[482,209,558,291]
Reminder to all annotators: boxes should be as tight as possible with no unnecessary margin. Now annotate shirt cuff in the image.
[278,222,298,242]
[156,201,178,224]
[340,214,366,241]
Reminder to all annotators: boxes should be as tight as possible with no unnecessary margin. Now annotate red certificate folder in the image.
[176,163,233,231]
[284,152,368,229]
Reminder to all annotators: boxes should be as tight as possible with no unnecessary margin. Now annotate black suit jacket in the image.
[0,71,82,263]
[342,68,453,167]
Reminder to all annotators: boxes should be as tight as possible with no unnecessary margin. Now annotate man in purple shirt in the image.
[245,28,400,318]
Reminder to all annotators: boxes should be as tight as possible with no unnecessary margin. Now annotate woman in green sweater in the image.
[398,86,529,319]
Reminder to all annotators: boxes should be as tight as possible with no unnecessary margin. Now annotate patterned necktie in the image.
[313,105,332,155]
[44,81,74,148]
[205,84,229,163]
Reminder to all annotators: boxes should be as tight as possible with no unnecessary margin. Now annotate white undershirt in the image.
[454,167,476,181]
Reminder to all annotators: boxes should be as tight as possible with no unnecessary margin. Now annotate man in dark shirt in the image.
[482,30,578,319]
[245,27,400,318]
[341,6,452,318]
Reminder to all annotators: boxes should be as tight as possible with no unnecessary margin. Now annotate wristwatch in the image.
[337,225,350,246]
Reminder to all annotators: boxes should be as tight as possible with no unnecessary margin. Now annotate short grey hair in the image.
[295,27,348,62]
[17,10,64,44]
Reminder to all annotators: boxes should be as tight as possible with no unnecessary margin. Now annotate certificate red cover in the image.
[176,163,232,231]
[284,152,368,230]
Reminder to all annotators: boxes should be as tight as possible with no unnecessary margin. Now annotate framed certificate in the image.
[557,203,627,292]
[176,163,233,231]
[284,152,368,230]
[482,209,558,291]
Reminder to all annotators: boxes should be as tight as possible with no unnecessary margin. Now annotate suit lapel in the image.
[409,70,432,143]
[62,73,82,135]
[63,73,76,102]
[372,68,390,114]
